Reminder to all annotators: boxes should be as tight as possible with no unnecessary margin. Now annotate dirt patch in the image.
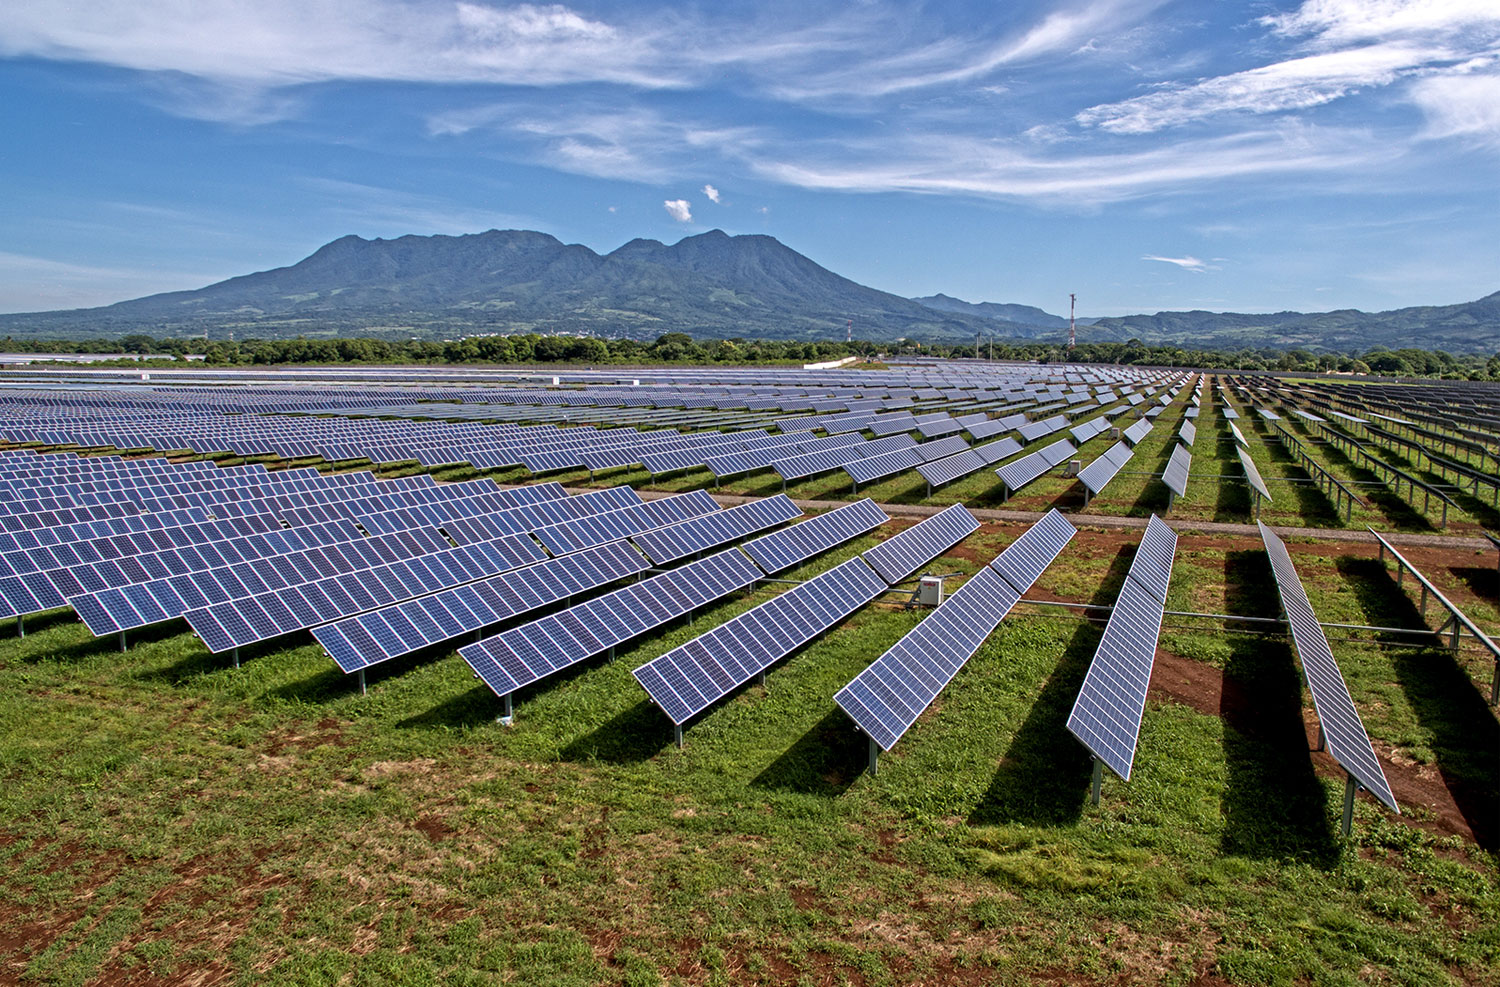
[1148,650,1223,718]
[1148,649,1485,845]
[412,814,456,843]
[263,717,353,755]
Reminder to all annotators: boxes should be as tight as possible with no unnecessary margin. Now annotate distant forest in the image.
[5,332,1498,380]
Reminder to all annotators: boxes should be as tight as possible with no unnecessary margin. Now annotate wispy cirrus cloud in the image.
[1142,254,1215,272]
[0,251,222,313]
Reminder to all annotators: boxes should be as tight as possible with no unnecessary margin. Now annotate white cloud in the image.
[663,199,692,222]
[1142,254,1213,272]
[1077,43,1433,133]
[1261,0,1500,47]
[750,125,1384,206]
[1410,69,1500,144]
[702,184,721,203]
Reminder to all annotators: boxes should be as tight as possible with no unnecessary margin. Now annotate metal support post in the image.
[1341,774,1358,836]
[1315,726,1326,752]
[607,645,616,663]
[1089,758,1103,806]
[867,737,879,778]
[498,692,513,725]
[357,668,367,694]
[673,723,684,748]
[232,647,240,669]
[15,615,23,638]
[119,631,127,652]
[757,670,766,687]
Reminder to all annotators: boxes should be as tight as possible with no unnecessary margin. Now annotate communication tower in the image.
[1068,293,1077,352]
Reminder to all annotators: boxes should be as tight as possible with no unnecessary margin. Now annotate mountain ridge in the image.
[0,229,1494,353]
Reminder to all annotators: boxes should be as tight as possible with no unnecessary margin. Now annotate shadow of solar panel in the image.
[631,494,802,565]
[996,438,1076,493]
[990,508,1076,594]
[634,557,886,725]
[1258,523,1397,813]
[740,498,888,574]
[861,503,979,584]
[459,547,762,701]
[1237,447,1271,501]
[314,539,650,672]
[833,564,1020,751]
[1162,444,1192,500]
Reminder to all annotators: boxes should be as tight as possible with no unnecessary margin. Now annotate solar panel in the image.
[1228,422,1248,447]
[1237,447,1272,502]
[834,509,1076,754]
[1123,419,1154,445]
[739,499,888,574]
[1162,444,1192,500]
[1177,421,1196,447]
[1077,440,1135,497]
[996,438,1077,494]
[313,538,651,673]
[631,495,802,565]
[1069,417,1110,444]
[459,547,763,704]
[861,504,979,584]
[1258,523,1397,814]
[1018,414,1069,442]
[633,556,887,726]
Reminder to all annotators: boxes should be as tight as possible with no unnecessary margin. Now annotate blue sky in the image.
[1,0,1497,320]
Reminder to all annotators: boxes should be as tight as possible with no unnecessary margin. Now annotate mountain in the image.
[1080,293,1500,354]
[1,230,1493,353]
[0,229,995,344]
[910,293,1074,331]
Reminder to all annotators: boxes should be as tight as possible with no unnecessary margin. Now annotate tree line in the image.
[3,332,1496,380]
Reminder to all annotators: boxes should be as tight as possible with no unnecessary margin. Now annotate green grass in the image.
[2,526,1497,986]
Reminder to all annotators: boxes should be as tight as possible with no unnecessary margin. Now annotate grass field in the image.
[3,515,1496,986]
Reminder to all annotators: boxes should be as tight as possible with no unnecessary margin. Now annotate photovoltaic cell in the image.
[1258,522,1397,813]
[633,556,887,724]
[1077,440,1135,496]
[631,494,801,565]
[1162,444,1192,500]
[861,503,979,584]
[740,498,889,574]
[996,438,1076,493]
[459,547,762,701]
[834,509,1076,751]
[1237,446,1272,501]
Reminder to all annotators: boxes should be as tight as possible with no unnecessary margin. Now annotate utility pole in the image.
[1068,293,1077,352]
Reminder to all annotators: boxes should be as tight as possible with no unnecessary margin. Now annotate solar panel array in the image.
[1258,523,1397,813]
[834,509,1077,752]
[996,438,1077,494]
[631,495,801,565]
[633,557,888,726]
[313,539,651,672]
[915,436,1022,490]
[1070,416,1111,444]
[860,504,980,584]
[740,498,889,574]
[459,547,764,700]
[1077,440,1135,497]
[1065,515,1178,781]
